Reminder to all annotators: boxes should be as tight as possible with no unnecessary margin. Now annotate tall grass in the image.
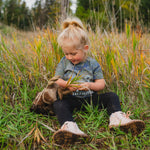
[0,24,150,149]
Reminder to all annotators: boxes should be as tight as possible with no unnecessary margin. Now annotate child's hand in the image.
[67,85,79,92]
[77,82,91,91]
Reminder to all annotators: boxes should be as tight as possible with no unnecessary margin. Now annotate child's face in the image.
[62,38,88,65]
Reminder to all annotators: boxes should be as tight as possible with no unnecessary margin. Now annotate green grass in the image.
[0,24,150,149]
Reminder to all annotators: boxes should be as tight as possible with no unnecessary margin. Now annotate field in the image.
[0,24,150,149]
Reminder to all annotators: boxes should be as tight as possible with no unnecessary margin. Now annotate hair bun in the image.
[57,17,90,48]
[62,18,84,30]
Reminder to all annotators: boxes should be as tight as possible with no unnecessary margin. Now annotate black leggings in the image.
[53,92,121,126]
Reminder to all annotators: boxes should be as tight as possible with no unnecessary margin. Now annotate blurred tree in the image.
[32,0,43,29]
[113,0,141,31]
[44,0,60,27]
[0,0,2,18]
[76,0,109,31]
[76,0,90,20]
[0,0,60,30]
[31,0,60,29]
[61,0,69,19]
[139,0,150,28]
[76,0,150,31]
[18,1,31,29]
[0,0,149,30]
[0,0,31,29]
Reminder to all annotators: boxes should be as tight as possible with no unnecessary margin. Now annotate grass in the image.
[0,24,150,149]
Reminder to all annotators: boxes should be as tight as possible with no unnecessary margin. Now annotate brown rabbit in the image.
[30,76,72,115]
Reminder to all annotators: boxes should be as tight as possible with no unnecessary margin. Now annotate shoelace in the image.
[119,111,132,120]
[126,111,132,118]
[124,111,132,118]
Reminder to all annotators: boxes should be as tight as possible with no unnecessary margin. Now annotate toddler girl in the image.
[52,17,145,145]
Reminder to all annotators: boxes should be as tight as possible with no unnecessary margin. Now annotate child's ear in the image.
[84,45,89,51]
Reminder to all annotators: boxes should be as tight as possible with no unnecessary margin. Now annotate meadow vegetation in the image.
[0,24,150,149]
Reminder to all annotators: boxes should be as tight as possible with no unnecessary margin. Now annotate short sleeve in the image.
[92,59,104,80]
[55,57,65,78]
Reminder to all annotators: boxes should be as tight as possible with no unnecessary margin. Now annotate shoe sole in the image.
[109,120,145,136]
[52,130,90,146]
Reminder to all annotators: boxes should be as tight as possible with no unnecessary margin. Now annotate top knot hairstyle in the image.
[57,17,90,49]
[62,17,84,30]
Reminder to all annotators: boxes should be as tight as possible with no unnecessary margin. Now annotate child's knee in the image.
[53,100,65,110]
[107,92,119,100]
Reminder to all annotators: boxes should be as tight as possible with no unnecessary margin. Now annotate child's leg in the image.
[53,96,89,145]
[93,92,145,136]
[109,110,145,135]
[53,98,74,126]
[53,95,92,125]
[52,121,89,145]
[92,92,121,115]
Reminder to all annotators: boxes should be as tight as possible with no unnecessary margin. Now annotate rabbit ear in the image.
[57,88,63,100]
[48,76,60,85]
[50,76,60,82]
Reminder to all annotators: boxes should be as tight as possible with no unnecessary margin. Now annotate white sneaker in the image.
[61,121,86,135]
[52,121,90,145]
[109,111,145,135]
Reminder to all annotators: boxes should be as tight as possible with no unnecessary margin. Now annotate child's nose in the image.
[67,55,72,60]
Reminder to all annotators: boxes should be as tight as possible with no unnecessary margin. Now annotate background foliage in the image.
[76,0,150,31]
[0,0,150,31]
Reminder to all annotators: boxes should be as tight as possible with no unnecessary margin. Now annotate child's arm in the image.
[55,78,67,88]
[56,78,105,92]
[55,78,78,92]
[78,79,105,91]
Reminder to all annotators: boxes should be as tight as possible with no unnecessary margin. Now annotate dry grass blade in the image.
[19,126,35,145]
[38,121,56,132]
[34,128,41,144]
[37,128,47,143]
[65,74,73,87]
[19,122,49,146]
[33,121,48,145]
[65,70,83,88]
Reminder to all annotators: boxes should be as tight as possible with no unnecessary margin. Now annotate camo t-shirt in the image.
[55,56,104,98]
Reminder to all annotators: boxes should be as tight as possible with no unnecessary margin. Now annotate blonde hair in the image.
[57,17,90,49]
